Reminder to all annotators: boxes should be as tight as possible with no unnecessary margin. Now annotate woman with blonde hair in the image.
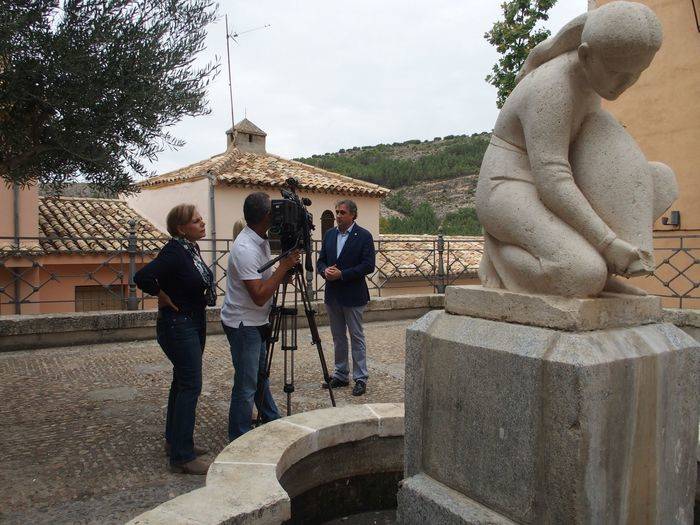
[134,204,216,475]
[475,1,676,298]
[232,218,246,241]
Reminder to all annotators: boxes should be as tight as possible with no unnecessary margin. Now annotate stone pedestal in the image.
[397,286,699,524]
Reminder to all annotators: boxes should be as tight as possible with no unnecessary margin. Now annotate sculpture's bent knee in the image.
[543,249,607,298]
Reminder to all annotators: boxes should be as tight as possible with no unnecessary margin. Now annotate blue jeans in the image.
[224,322,280,441]
[156,309,206,465]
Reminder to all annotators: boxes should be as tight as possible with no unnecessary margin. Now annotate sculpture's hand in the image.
[602,238,642,276]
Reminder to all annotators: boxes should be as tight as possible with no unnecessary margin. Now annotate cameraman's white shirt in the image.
[221,226,273,327]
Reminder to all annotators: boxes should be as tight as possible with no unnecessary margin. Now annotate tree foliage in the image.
[441,207,481,236]
[383,190,414,216]
[485,0,556,108]
[297,133,490,189]
[380,202,481,236]
[0,0,219,194]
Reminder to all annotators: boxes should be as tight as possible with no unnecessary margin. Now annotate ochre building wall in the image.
[594,0,700,307]
[595,0,700,232]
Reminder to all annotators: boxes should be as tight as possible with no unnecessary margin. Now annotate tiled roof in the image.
[375,234,483,279]
[231,118,266,136]
[138,145,390,197]
[36,197,166,253]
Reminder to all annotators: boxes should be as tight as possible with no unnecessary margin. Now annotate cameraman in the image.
[221,192,300,441]
[317,199,375,396]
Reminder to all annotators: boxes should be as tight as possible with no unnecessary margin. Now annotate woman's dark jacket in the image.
[134,239,210,313]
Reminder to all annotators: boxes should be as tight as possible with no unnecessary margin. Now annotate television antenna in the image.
[224,16,271,132]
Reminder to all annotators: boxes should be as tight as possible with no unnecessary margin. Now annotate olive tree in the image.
[0,0,219,194]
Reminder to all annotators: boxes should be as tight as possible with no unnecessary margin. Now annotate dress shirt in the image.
[336,222,355,258]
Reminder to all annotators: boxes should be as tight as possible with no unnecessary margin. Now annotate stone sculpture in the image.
[475,1,678,298]
[398,5,698,524]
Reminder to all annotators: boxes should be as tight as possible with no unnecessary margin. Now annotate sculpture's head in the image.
[578,1,662,100]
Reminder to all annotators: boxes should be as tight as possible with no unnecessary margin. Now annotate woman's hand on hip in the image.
[158,290,179,311]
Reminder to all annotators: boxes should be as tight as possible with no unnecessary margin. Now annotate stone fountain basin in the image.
[129,403,405,524]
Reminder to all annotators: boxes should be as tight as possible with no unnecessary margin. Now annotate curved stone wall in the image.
[128,403,404,524]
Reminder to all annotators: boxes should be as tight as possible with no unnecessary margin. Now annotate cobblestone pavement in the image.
[0,319,411,524]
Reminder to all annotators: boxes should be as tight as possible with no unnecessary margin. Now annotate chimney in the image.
[226,118,267,154]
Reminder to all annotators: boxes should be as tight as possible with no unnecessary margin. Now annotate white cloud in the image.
[143,0,586,176]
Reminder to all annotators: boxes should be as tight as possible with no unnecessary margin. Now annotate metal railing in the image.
[645,234,700,309]
[0,220,162,314]
[2,229,698,314]
[0,227,482,314]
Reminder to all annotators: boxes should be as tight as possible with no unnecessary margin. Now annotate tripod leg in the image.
[296,272,336,407]
[255,282,286,427]
[281,300,297,416]
[265,283,288,379]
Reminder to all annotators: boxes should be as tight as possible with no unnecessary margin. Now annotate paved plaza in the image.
[0,319,411,524]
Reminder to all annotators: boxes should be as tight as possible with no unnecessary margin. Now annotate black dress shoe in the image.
[322,377,350,389]
[352,380,366,396]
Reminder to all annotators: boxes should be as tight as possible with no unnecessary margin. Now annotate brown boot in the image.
[169,457,210,475]
[164,442,209,457]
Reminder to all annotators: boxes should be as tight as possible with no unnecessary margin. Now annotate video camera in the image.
[256,179,336,416]
[258,177,315,275]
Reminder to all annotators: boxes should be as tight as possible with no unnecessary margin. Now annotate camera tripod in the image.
[256,262,336,421]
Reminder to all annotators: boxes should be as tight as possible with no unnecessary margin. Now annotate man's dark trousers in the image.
[317,224,375,383]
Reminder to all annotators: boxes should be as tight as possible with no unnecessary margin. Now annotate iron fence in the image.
[645,234,700,309]
[0,226,482,314]
[1,228,698,314]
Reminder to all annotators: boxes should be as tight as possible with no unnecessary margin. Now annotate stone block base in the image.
[445,285,662,331]
[401,287,699,524]
[397,474,516,525]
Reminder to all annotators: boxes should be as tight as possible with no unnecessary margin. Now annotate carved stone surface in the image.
[445,285,662,331]
[475,1,678,298]
[129,403,405,524]
[399,299,699,524]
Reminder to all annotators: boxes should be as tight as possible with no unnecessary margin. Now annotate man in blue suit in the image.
[317,199,376,396]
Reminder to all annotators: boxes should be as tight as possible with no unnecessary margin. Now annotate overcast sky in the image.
[144,1,586,176]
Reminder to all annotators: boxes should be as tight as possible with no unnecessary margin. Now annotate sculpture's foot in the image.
[478,245,503,289]
[603,275,647,296]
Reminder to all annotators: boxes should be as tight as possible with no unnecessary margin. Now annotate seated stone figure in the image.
[475,1,678,298]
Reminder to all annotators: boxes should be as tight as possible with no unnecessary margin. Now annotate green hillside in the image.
[296,132,491,189]
[297,132,490,235]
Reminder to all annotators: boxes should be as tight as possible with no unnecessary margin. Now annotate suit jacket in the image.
[317,223,375,307]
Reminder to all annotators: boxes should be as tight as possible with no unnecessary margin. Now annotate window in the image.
[248,134,253,143]
[75,285,126,312]
[321,210,335,237]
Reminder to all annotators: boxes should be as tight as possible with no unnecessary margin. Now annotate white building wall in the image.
[214,185,381,242]
[123,178,211,236]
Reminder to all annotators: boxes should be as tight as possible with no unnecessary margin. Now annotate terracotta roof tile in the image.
[375,234,483,279]
[33,197,166,254]
[231,118,267,136]
[138,146,390,197]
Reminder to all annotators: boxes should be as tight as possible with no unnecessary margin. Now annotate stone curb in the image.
[127,403,404,525]
[0,294,445,352]
[445,286,664,331]
[661,308,700,328]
